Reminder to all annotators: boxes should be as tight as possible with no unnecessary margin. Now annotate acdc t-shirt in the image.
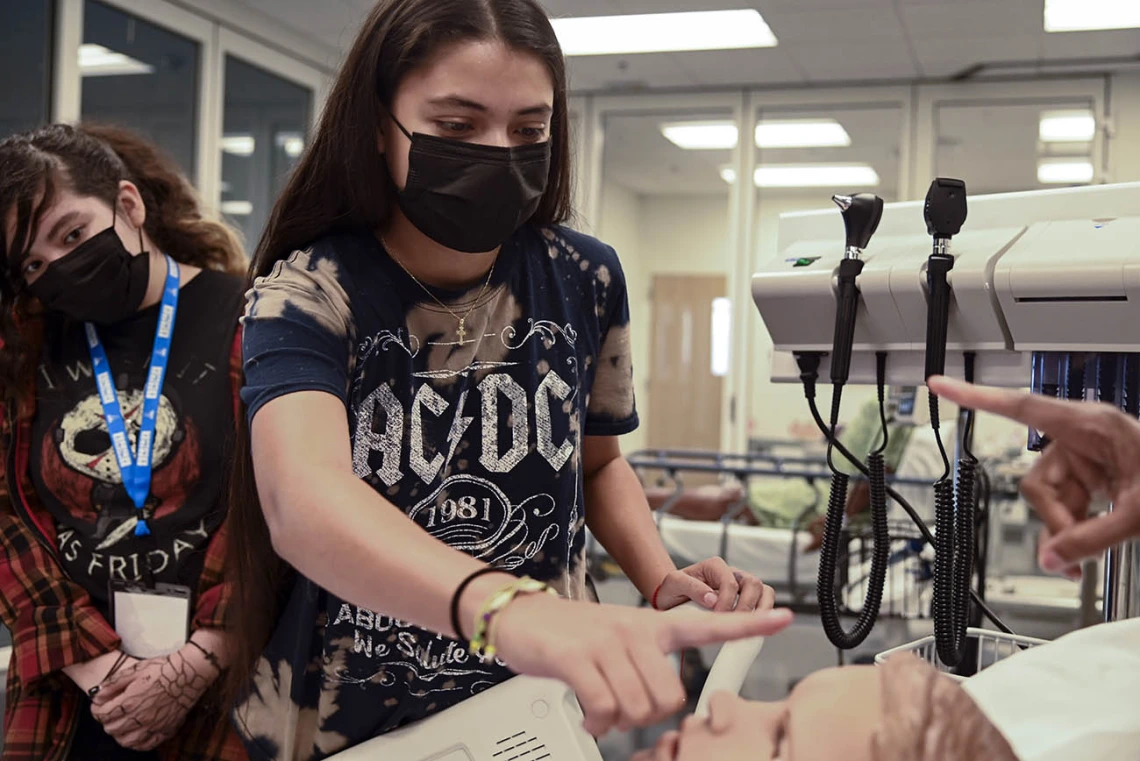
[30,269,244,617]
[234,225,638,760]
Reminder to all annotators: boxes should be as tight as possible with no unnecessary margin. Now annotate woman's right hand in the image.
[492,594,793,737]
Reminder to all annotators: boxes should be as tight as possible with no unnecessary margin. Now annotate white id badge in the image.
[110,582,191,659]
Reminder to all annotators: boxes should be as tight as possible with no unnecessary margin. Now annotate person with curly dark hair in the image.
[0,123,249,760]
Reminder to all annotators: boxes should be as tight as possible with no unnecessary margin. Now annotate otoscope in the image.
[815,192,892,650]
[922,178,975,669]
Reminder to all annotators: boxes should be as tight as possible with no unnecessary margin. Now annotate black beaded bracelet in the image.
[449,568,505,642]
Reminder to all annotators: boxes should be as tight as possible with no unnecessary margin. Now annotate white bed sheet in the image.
[962,617,1140,761]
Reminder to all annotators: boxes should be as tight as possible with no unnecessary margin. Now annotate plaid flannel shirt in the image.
[0,329,248,761]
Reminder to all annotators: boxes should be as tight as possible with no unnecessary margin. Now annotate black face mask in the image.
[27,221,151,325]
[391,116,551,253]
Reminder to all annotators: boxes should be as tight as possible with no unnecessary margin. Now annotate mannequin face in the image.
[635,666,884,761]
[5,180,147,286]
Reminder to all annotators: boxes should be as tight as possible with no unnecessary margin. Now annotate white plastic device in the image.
[328,632,765,760]
[753,182,1140,387]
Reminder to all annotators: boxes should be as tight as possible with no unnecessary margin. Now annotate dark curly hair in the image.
[0,123,246,411]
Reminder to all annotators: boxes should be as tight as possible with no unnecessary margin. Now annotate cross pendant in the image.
[456,319,467,343]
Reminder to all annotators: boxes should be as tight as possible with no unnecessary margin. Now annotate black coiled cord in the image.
[929,353,979,668]
[796,352,1013,636]
[816,355,892,649]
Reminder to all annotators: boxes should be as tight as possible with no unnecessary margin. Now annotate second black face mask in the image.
[28,225,151,324]
[392,118,551,254]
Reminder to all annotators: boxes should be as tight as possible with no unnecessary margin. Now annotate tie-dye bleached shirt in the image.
[234,225,638,760]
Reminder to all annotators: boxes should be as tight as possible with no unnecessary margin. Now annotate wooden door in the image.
[647,274,726,453]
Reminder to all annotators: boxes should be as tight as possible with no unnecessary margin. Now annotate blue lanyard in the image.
[85,255,180,537]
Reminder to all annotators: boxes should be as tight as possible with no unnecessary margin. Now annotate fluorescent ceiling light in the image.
[1038,159,1094,184]
[221,135,256,157]
[553,10,777,56]
[755,164,880,188]
[663,118,852,151]
[1039,110,1096,142]
[78,43,154,77]
[721,164,880,188]
[276,132,305,158]
[756,119,851,148]
[1044,0,1140,31]
[220,200,253,216]
[662,121,739,150]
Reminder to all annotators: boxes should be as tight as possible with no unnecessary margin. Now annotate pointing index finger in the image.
[927,376,1088,442]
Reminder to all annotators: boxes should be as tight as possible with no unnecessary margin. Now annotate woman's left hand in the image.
[654,558,773,613]
[91,647,215,751]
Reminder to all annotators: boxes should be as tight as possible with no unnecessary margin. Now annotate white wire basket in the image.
[875,627,1049,682]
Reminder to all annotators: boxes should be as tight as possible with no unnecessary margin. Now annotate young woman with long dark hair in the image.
[0,124,248,760]
[226,1,790,757]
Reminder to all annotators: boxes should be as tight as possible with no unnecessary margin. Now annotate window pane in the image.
[598,109,735,455]
[222,56,312,247]
[0,0,52,138]
[81,0,199,179]
[935,100,1097,194]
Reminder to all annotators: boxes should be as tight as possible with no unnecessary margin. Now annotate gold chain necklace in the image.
[381,236,497,343]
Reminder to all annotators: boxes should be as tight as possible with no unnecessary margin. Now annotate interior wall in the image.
[598,189,733,453]
[596,181,646,452]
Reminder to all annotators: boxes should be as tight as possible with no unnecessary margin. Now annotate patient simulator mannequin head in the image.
[634,656,1018,761]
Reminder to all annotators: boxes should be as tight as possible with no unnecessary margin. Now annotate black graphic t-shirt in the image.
[234,225,638,760]
[30,269,244,618]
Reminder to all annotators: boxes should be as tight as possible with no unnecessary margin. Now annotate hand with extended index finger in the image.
[928,376,1140,574]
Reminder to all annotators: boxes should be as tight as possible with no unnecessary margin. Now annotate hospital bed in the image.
[606,447,989,624]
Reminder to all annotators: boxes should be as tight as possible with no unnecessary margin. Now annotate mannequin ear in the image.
[117,181,147,231]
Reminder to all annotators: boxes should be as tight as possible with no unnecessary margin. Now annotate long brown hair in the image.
[0,123,245,410]
[224,0,574,706]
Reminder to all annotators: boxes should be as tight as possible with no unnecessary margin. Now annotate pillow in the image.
[961,618,1140,761]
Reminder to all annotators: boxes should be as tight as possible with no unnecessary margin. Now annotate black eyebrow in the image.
[428,96,487,112]
[427,96,553,118]
[517,104,553,117]
[46,210,81,244]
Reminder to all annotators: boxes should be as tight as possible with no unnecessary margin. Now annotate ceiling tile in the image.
[900,1,1044,38]
[915,35,1045,76]
[792,41,920,82]
[566,53,697,92]
[674,48,806,87]
[761,0,896,8]
[540,0,621,18]
[762,7,908,42]
[1041,29,1140,58]
[613,0,761,13]
[236,0,362,51]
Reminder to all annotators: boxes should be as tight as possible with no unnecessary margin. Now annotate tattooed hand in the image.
[91,643,219,751]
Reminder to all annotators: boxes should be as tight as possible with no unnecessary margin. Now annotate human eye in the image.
[436,121,473,137]
[517,125,548,142]
[63,226,85,246]
[22,258,45,277]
